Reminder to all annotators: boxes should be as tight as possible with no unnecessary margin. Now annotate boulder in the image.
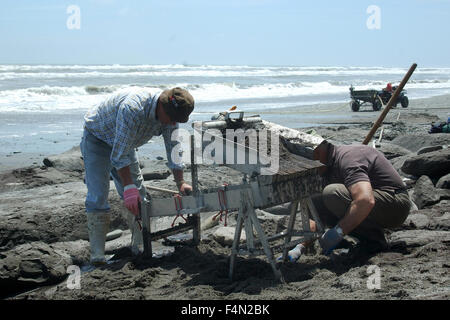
[437,173,450,189]
[262,203,291,216]
[401,148,450,178]
[426,200,450,218]
[411,176,441,209]
[105,230,132,253]
[255,208,287,223]
[142,170,171,181]
[379,121,409,141]
[43,146,84,173]
[389,230,450,248]
[417,145,444,155]
[391,133,450,152]
[390,154,414,178]
[139,159,172,181]
[403,213,431,229]
[106,229,123,241]
[403,212,450,231]
[432,212,450,230]
[48,240,90,265]
[375,142,412,160]
[212,227,246,246]
[0,241,89,298]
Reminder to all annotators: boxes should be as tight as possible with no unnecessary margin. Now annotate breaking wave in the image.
[1,65,450,80]
[1,64,449,113]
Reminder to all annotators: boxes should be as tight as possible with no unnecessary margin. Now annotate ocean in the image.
[1,64,449,162]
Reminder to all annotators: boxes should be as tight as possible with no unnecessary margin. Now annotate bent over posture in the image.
[286,140,411,261]
[80,87,194,265]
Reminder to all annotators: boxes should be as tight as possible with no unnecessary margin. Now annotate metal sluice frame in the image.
[139,118,325,281]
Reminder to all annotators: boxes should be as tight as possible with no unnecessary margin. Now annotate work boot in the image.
[126,210,143,256]
[86,211,111,265]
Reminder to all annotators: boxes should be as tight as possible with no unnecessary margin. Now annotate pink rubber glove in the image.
[123,184,141,217]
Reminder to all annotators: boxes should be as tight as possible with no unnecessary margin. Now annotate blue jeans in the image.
[80,128,146,212]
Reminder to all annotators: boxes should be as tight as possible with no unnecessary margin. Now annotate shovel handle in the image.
[362,63,417,145]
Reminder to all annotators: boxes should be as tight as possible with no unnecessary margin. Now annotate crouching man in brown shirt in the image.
[285,140,411,261]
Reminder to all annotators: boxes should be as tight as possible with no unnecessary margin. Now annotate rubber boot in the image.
[126,211,143,256]
[86,211,110,265]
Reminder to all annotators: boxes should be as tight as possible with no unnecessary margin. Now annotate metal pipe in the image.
[195,116,262,130]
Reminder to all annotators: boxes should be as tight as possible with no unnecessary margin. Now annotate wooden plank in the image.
[229,191,246,281]
[307,197,324,233]
[281,201,298,262]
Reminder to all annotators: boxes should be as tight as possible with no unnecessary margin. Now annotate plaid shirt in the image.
[84,88,184,170]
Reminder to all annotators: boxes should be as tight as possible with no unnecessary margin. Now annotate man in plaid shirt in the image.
[80,87,194,264]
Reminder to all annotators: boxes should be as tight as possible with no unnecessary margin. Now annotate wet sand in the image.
[1,94,448,172]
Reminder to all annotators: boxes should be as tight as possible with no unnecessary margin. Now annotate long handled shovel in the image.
[363,63,417,145]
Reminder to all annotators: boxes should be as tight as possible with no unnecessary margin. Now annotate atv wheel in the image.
[401,96,409,108]
[372,99,382,111]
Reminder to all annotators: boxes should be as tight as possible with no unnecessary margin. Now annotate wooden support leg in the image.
[306,197,324,233]
[248,207,284,282]
[192,214,201,246]
[229,202,245,281]
[229,189,284,282]
[299,198,311,233]
[281,201,299,262]
[244,214,255,252]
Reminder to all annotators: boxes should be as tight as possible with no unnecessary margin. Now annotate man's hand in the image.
[173,169,193,195]
[178,182,193,195]
[319,225,344,255]
[123,184,141,217]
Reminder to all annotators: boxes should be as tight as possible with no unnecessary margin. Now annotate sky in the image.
[0,0,449,67]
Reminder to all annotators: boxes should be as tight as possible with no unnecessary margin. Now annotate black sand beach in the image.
[0,95,449,301]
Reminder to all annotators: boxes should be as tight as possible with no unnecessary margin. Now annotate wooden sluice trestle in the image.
[138,112,325,281]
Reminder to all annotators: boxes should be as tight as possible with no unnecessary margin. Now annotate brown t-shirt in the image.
[327,144,405,191]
